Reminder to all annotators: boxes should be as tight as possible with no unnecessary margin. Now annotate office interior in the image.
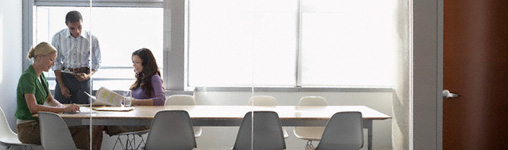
[0,0,442,150]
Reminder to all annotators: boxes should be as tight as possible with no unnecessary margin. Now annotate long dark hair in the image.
[129,48,162,97]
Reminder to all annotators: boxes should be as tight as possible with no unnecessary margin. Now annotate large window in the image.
[28,0,401,90]
[187,0,398,87]
[35,6,163,90]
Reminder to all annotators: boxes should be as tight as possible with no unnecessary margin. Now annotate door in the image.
[443,0,508,149]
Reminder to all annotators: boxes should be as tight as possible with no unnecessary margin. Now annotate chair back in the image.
[248,95,278,106]
[166,95,196,105]
[0,107,21,145]
[165,95,202,137]
[315,111,363,150]
[233,111,286,150]
[38,111,77,150]
[294,96,328,141]
[145,110,196,150]
[298,96,328,106]
[248,95,289,138]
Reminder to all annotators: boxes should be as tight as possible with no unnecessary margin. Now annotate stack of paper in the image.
[93,107,134,112]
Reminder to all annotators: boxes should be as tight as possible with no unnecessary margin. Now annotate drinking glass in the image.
[123,91,132,107]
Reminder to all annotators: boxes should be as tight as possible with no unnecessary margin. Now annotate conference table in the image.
[56,105,391,150]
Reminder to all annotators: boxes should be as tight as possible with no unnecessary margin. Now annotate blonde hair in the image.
[27,42,57,59]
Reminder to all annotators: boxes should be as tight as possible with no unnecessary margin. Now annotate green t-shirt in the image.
[15,65,48,120]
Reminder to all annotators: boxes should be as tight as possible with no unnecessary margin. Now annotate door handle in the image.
[443,89,460,98]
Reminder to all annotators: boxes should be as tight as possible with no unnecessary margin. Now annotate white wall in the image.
[392,0,411,149]
[0,0,22,134]
[0,0,23,149]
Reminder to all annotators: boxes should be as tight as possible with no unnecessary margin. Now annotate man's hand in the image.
[60,85,72,98]
[75,73,90,82]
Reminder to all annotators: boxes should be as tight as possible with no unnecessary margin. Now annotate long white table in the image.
[56,105,391,150]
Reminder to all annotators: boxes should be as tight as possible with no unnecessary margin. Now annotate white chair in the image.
[232,111,286,150]
[38,111,78,150]
[248,95,289,139]
[144,110,196,150]
[0,107,40,150]
[293,96,328,148]
[314,111,363,150]
[165,95,202,137]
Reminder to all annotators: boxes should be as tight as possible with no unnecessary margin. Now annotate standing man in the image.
[52,10,101,104]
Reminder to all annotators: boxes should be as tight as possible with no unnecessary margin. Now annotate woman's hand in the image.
[56,103,65,108]
[64,104,80,112]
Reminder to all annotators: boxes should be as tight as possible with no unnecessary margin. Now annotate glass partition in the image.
[26,0,407,149]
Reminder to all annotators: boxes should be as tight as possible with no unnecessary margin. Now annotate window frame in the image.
[23,0,395,92]
[23,0,166,91]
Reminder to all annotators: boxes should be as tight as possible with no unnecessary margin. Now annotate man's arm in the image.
[54,70,71,98]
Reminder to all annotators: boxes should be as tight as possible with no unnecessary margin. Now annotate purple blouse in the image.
[131,75,165,106]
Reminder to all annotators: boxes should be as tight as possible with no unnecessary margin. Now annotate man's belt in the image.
[67,67,90,73]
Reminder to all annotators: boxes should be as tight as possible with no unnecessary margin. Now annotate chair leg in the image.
[111,133,146,150]
[6,145,30,150]
[134,134,146,150]
[126,134,134,150]
[24,145,36,150]
[112,135,126,150]
[24,145,34,150]
[306,140,314,148]
[6,145,31,150]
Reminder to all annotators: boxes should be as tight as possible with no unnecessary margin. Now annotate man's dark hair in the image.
[65,10,82,23]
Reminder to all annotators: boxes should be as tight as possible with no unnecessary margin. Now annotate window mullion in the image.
[295,0,303,87]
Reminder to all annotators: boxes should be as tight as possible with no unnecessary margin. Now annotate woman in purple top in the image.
[129,48,165,106]
[105,48,166,136]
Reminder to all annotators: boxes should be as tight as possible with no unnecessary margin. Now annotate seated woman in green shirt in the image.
[15,42,102,150]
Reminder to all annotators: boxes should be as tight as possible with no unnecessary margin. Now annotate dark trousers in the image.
[54,73,92,104]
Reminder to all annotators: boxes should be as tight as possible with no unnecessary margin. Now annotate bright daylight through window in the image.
[188,0,398,88]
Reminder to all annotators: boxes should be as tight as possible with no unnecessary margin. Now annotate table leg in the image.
[366,120,373,150]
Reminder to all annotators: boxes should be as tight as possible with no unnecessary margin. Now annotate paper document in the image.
[84,87,124,106]
[63,107,96,114]
[93,107,134,112]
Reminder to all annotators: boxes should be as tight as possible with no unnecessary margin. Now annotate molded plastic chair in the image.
[144,110,196,150]
[165,95,202,137]
[314,111,363,150]
[38,111,78,150]
[247,95,289,139]
[0,107,40,150]
[293,96,328,148]
[232,111,286,150]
